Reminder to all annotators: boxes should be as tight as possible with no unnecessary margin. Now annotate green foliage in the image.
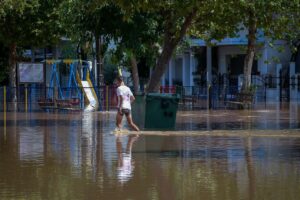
[1,0,299,89]
[0,0,66,88]
[243,84,257,95]
[62,1,162,78]
[60,42,77,59]
[0,64,9,85]
[103,53,118,85]
[32,0,66,46]
[231,0,300,46]
[108,0,242,91]
[271,56,281,63]
[0,44,9,85]
[111,10,162,73]
[60,1,121,51]
[0,0,64,47]
[0,0,37,45]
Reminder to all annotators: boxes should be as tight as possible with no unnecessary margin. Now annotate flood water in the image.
[1,104,300,200]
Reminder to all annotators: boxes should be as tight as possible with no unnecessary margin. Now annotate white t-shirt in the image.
[117,85,133,110]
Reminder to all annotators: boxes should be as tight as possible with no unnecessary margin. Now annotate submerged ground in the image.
[0,103,300,200]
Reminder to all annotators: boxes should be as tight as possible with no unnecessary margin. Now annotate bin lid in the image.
[147,93,179,99]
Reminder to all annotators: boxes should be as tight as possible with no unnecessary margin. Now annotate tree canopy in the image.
[226,0,300,90]
[0,0,300,94]
[108,0,241,92]
[0,0,65,103]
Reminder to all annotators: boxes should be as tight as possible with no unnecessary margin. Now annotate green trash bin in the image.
[131,94,146,129]
[145,93,179,130]
[132,93,180,130]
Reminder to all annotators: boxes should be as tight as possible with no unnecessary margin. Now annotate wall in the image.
[218,41,291,76]
[261,41,292,76]
[218,46,246,74]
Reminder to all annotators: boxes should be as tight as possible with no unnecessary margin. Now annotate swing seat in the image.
[69,98,80,106]
[56,99,72,108]
[38,99,55,108]
[56,98,80,108]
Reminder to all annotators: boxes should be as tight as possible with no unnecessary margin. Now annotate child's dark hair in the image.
[115,76,123,82]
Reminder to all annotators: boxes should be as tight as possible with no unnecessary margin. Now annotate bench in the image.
[226,92,254,109]
[183,95,196,104]
[56,98,80,108]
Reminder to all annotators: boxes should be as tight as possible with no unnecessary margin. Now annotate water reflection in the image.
[0,110,300,199]
[244,137,255,200]
[176,106,300,130]
[116,134,139,184]
[3,111,6,140]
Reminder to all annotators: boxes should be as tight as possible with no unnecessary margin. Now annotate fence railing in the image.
[160,75,300,109]
[0,85,119,112]
[1,75,300,112]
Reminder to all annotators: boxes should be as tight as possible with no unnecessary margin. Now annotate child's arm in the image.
[130,96,135,103]
[118,96,123,113]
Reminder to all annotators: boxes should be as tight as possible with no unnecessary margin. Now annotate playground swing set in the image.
[37,59,99,111]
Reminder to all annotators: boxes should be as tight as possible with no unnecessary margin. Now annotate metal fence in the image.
[160,75,300,109]
[160,85,229,110]
[1,75,300,112]
[0,85,118,112]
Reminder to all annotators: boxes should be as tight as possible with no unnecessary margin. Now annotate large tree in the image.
[110,0,239,92]
[0,0,38,100]
[232,0,300,91]
[111,11,161,94]
[61,1,162,93]
[0,0,64,101]
[110,0,300,93]
[60,1,124,86]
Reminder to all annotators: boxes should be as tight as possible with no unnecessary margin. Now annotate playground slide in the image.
[75,70,99,112]
[80,80,99,111]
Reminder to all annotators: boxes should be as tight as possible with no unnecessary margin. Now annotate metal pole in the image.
[4,86,6,112]
[208,84,212,109]
[279,72,282,103]
[106,85,109,111]
[4,86,6,140]
[25,85,28,112]
[29,86,31,112]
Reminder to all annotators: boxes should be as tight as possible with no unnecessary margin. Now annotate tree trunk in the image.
[8,43,17,102]
[80,47,87,61]
[242,10,257,92]
[147,41,177,92]
[53,45,59,59]
[147,9,197,93]
[130,54,140,95]
[95,35,102,87]
[31,47,35,62]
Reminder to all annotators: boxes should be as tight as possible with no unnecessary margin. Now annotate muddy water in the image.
[0,108,300,200]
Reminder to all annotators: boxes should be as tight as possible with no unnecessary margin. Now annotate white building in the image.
[161,30,295,91]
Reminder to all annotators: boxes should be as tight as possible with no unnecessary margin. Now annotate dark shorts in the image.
[119,109,131,117]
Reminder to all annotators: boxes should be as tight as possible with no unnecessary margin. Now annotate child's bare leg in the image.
[116,112,123,129]
[126,115,140,131]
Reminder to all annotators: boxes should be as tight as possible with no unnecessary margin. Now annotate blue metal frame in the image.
[48,63,64,99]
[82,64,88,81]
[67,62,80,98]
[81,61,95,85]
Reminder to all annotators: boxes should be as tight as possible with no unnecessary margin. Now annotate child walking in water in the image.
[115,76,140,132]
